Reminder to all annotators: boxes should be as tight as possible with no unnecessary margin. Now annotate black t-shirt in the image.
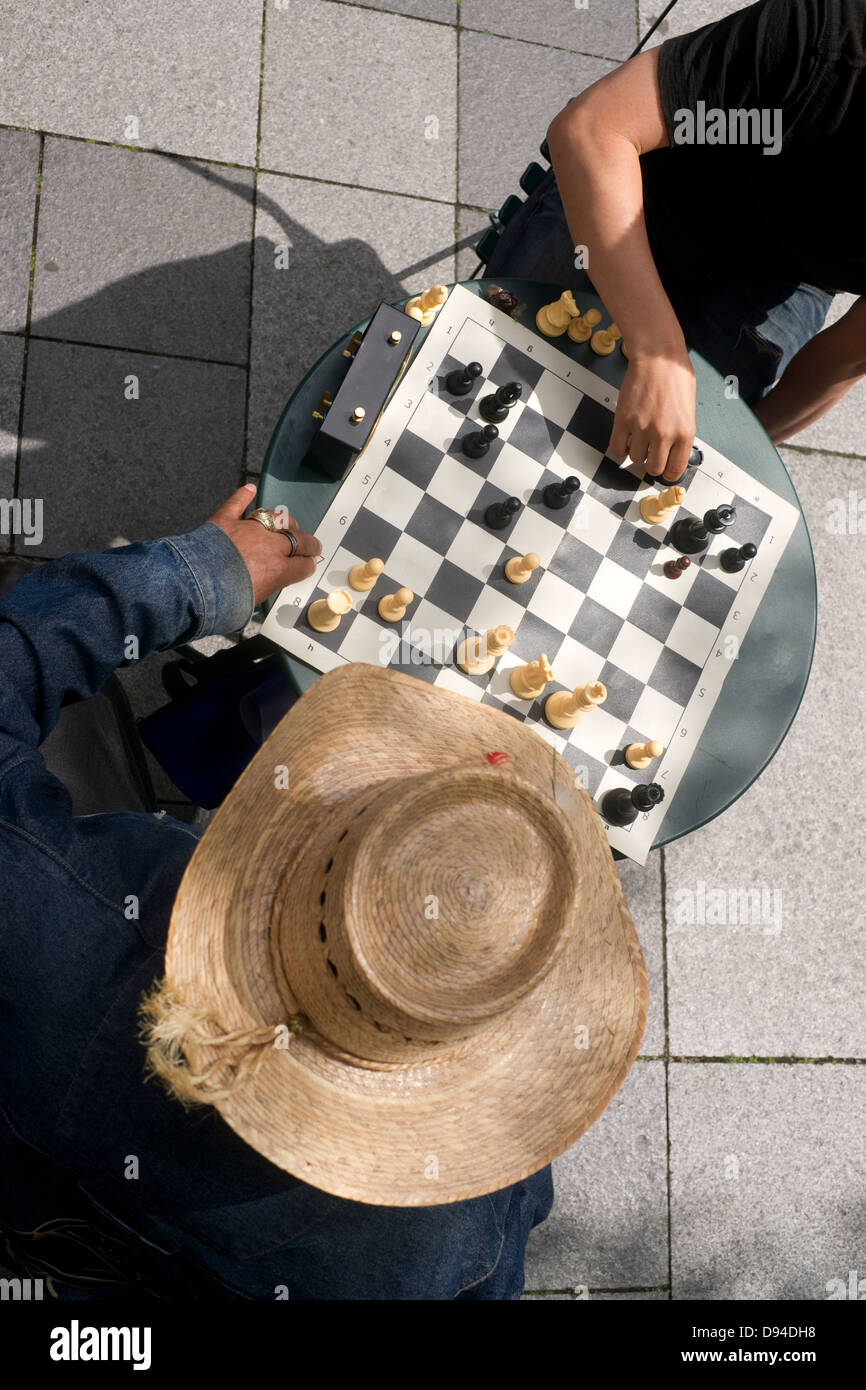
[640,0,866,295]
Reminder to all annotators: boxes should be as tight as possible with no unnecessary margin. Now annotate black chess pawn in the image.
[484,496,521,530]
[669,505,737,555]
[543,476,581,510]
[479,381,522,423]
[688,445,704,468]
[462,424,499,459]
[446,361,483,396]
[720,542,758,573]
[601,782,665,827]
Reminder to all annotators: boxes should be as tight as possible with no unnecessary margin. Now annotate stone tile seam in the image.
[452,0,461,282]
[2,331,247,372]
[525,1285,670,1296]
[11,132,44,531]
[290,0,635,62]
[660,843,673,1299]
[241,0,270,482]
[647,1056,866,1064]
[0,122,465,211]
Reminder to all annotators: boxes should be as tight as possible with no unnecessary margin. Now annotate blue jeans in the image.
[486,171,833,405]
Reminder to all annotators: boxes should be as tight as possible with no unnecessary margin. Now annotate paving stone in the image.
[592,1288,669,1299]
[454,208,562,305]
[670,1062,866,1299]
[0,0,261,163]
[638,0,752,47]
[18,339,246,556]
[0,130,40,331]
[459,30,614,209]
[456,206,491,282]
[261,0,456,201]
[523,1287,668,1298]
[822,292,858,330]
[352,0,456,20]
[115,649,198,804]
[247,172,455,472]
[0,336,25,550]
[618,851,665,1055]
[664,452,866,1058]
[32,142,254,363]
[524,1061,668,1288]
[462,0,638,61]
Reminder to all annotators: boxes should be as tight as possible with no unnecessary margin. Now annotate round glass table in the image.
[255,278,816,853]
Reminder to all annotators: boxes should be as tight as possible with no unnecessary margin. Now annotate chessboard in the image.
[261,284,801,863]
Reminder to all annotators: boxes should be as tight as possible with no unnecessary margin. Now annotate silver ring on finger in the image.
[285,529,298,558]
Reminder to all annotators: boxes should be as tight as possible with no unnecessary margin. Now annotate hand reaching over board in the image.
[608,350,696,482]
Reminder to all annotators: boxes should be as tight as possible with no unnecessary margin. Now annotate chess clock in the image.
[306,303,420,482]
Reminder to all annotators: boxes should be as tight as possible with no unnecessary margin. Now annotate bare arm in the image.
[752,296,866,442]
[547,49,696,480]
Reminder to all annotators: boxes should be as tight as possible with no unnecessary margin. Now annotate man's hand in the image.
[208,484,322,606]
[608,350,697,481]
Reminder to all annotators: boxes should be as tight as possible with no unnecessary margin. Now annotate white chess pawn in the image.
[504,552,541,585]
[378,587,414,622]
[590,321,622,356]
[567,307,602,343]
[349,557,384,591]
[625,739,664,770]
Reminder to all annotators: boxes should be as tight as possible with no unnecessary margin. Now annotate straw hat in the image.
[144,663,647,1206]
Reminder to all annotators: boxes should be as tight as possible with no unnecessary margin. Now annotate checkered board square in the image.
[262,285,801,863]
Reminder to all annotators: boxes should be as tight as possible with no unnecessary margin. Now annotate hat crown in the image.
[284,769,582,1059]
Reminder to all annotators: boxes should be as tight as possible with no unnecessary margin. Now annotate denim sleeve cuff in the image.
[163,521,255,638]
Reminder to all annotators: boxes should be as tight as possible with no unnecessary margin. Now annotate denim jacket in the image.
[0,523,551,1300]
